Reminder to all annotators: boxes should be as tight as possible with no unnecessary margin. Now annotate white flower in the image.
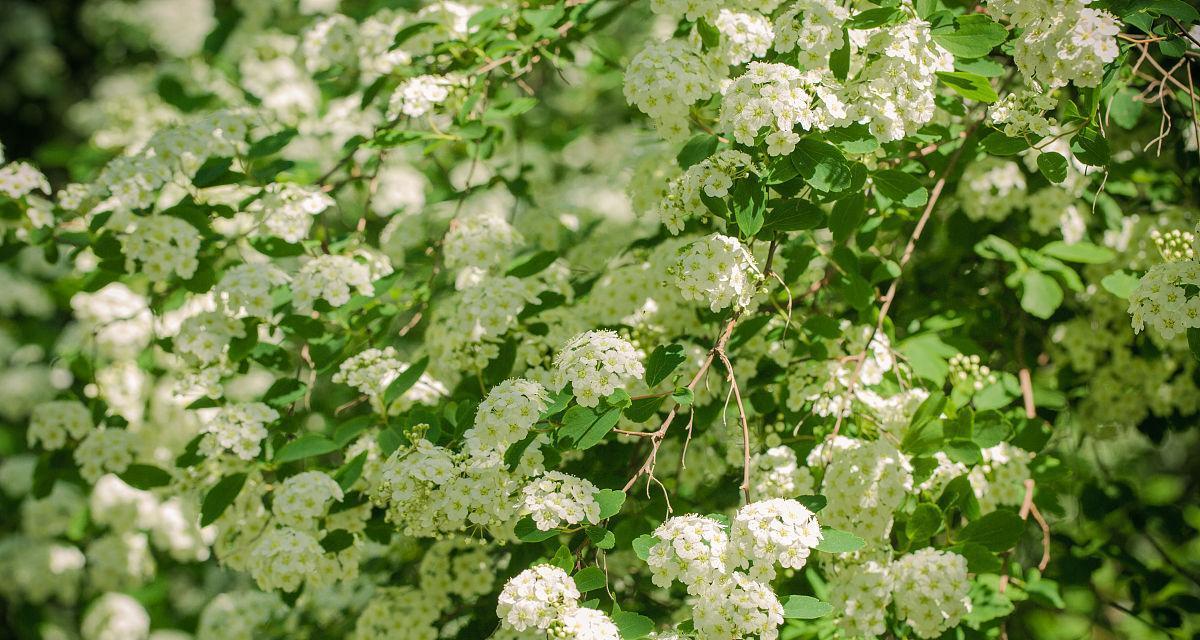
[497,564,580,632]
[553,330,644,407]
[672,233,763,312]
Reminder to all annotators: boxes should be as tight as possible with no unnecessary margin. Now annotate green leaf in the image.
[815,527,866,553]
[781,595,834,619]
[797,494,827,512]
[984,131,1032,156]
[550,545,573,572]
[847,7,905,29]
[1036,152,1069,183]
[1040,241,1115,264]
[645,344,687,387]
[632,534,659,560]
[975,235,1024,265]
[573,567,607,592]
[250,236,305,257]
[1188,328,1200,363]
[1101,270,1139,299]
[950,542,1004,573]
[671,387,694,407]
[906,503,944,542]
[320,529,354,553]
[1070,127,1109,166]
[383,357,430,408]
[789,139,851,193]
[200,473,247,527]
[763,198,825,232]
[956,509,1026,552]
[334,452,367,492]
[677,133,719,169]
[391,21,437,49]
[263,378,306,409]
[1020,271,1064,319]
[515,516,559,542]
[506,251,559,278]
[937,71,999,103]
[696,17,721,49]
[595,489,626,519]
[274,434,339,463]
[732,180,766,238]
[874,170,930,208]
[829,192,865,244]
[932,14,1008,59]
[192,157,242,188]
[119,464,173,490]
[623,396,664,423]
[248,128,298,157]
[587,525,617,549]
[559,405,622,450]
[612,610,654,640]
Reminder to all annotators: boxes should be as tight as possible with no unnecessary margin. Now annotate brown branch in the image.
[716,348,752,503]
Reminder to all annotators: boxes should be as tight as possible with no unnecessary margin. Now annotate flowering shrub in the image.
[1,0,1200,639]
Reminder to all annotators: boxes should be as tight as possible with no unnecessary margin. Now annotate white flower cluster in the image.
[891,549,972,638]
[333,347,406,405]
[272,470,344,530]
[214,262,289,319]
[463,378,550,460]
[672,233,763,312]
[388,74,461,119]
[827,559,893,638]
[848,19,955,143]
[994,0,1121,89]
[196,591,284,640]
[1128,260,1200,340]
[250,183,335,243]
[958,158,1027,222]
[969,442,1033,513]
[0,160,52,199]
[247,526,326,592]
[693,572,785,640]
[554,607,622,640]
[822,439,914,542]
[657,150,752,234]
[497,565,585,633]
[521,471,602,531]
[302,14,359,74]
[750,445,806,499]
[120,215,201,282]
[989,90,1059,137]
[1152,228,1197,262]
[74,428,136,483]
[292,255,375,314]
[552,330,644,407]
[86,532,156,592]
[175,311,245,364]
[443,212,524,272]
[372,436,538,536]
[948,353,998,391]
[729,498,823,579]
[27,400,93,450]
[719,63,847,155]
[772,0,848,70]
[1028,186,1085,242]
[647,515,730,592]
[624,39,722,142]
[81,592,150,640]
[426,276,543,376]
[715,10,774,65]
[200,402,279,460]
[645,500,821,640]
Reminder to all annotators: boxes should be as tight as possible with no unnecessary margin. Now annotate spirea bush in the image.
[1,0,1200,639]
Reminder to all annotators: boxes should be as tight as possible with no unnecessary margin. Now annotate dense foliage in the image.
[1,0,1200,639]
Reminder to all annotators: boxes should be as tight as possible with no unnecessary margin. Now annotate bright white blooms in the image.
[647,515,730,592]
[292,255,375,314]
[891,549,973,638]
[497,564,580,632]
[822,439,914,541]
[553,330,644,407]
[521,471,602,531]
[200,402,279,460]
[121,215,201,282]
[1128,259,1200,340]
[272,471,344,530]
[27,400,92,449]
[729,498,823,579]
[81,592,150,640]
[464,378,550,460]
[657,150,752,234]
[719,63,847,154]
[624,39,722,141]
[673,233,763,312]
[250,183,335,243]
